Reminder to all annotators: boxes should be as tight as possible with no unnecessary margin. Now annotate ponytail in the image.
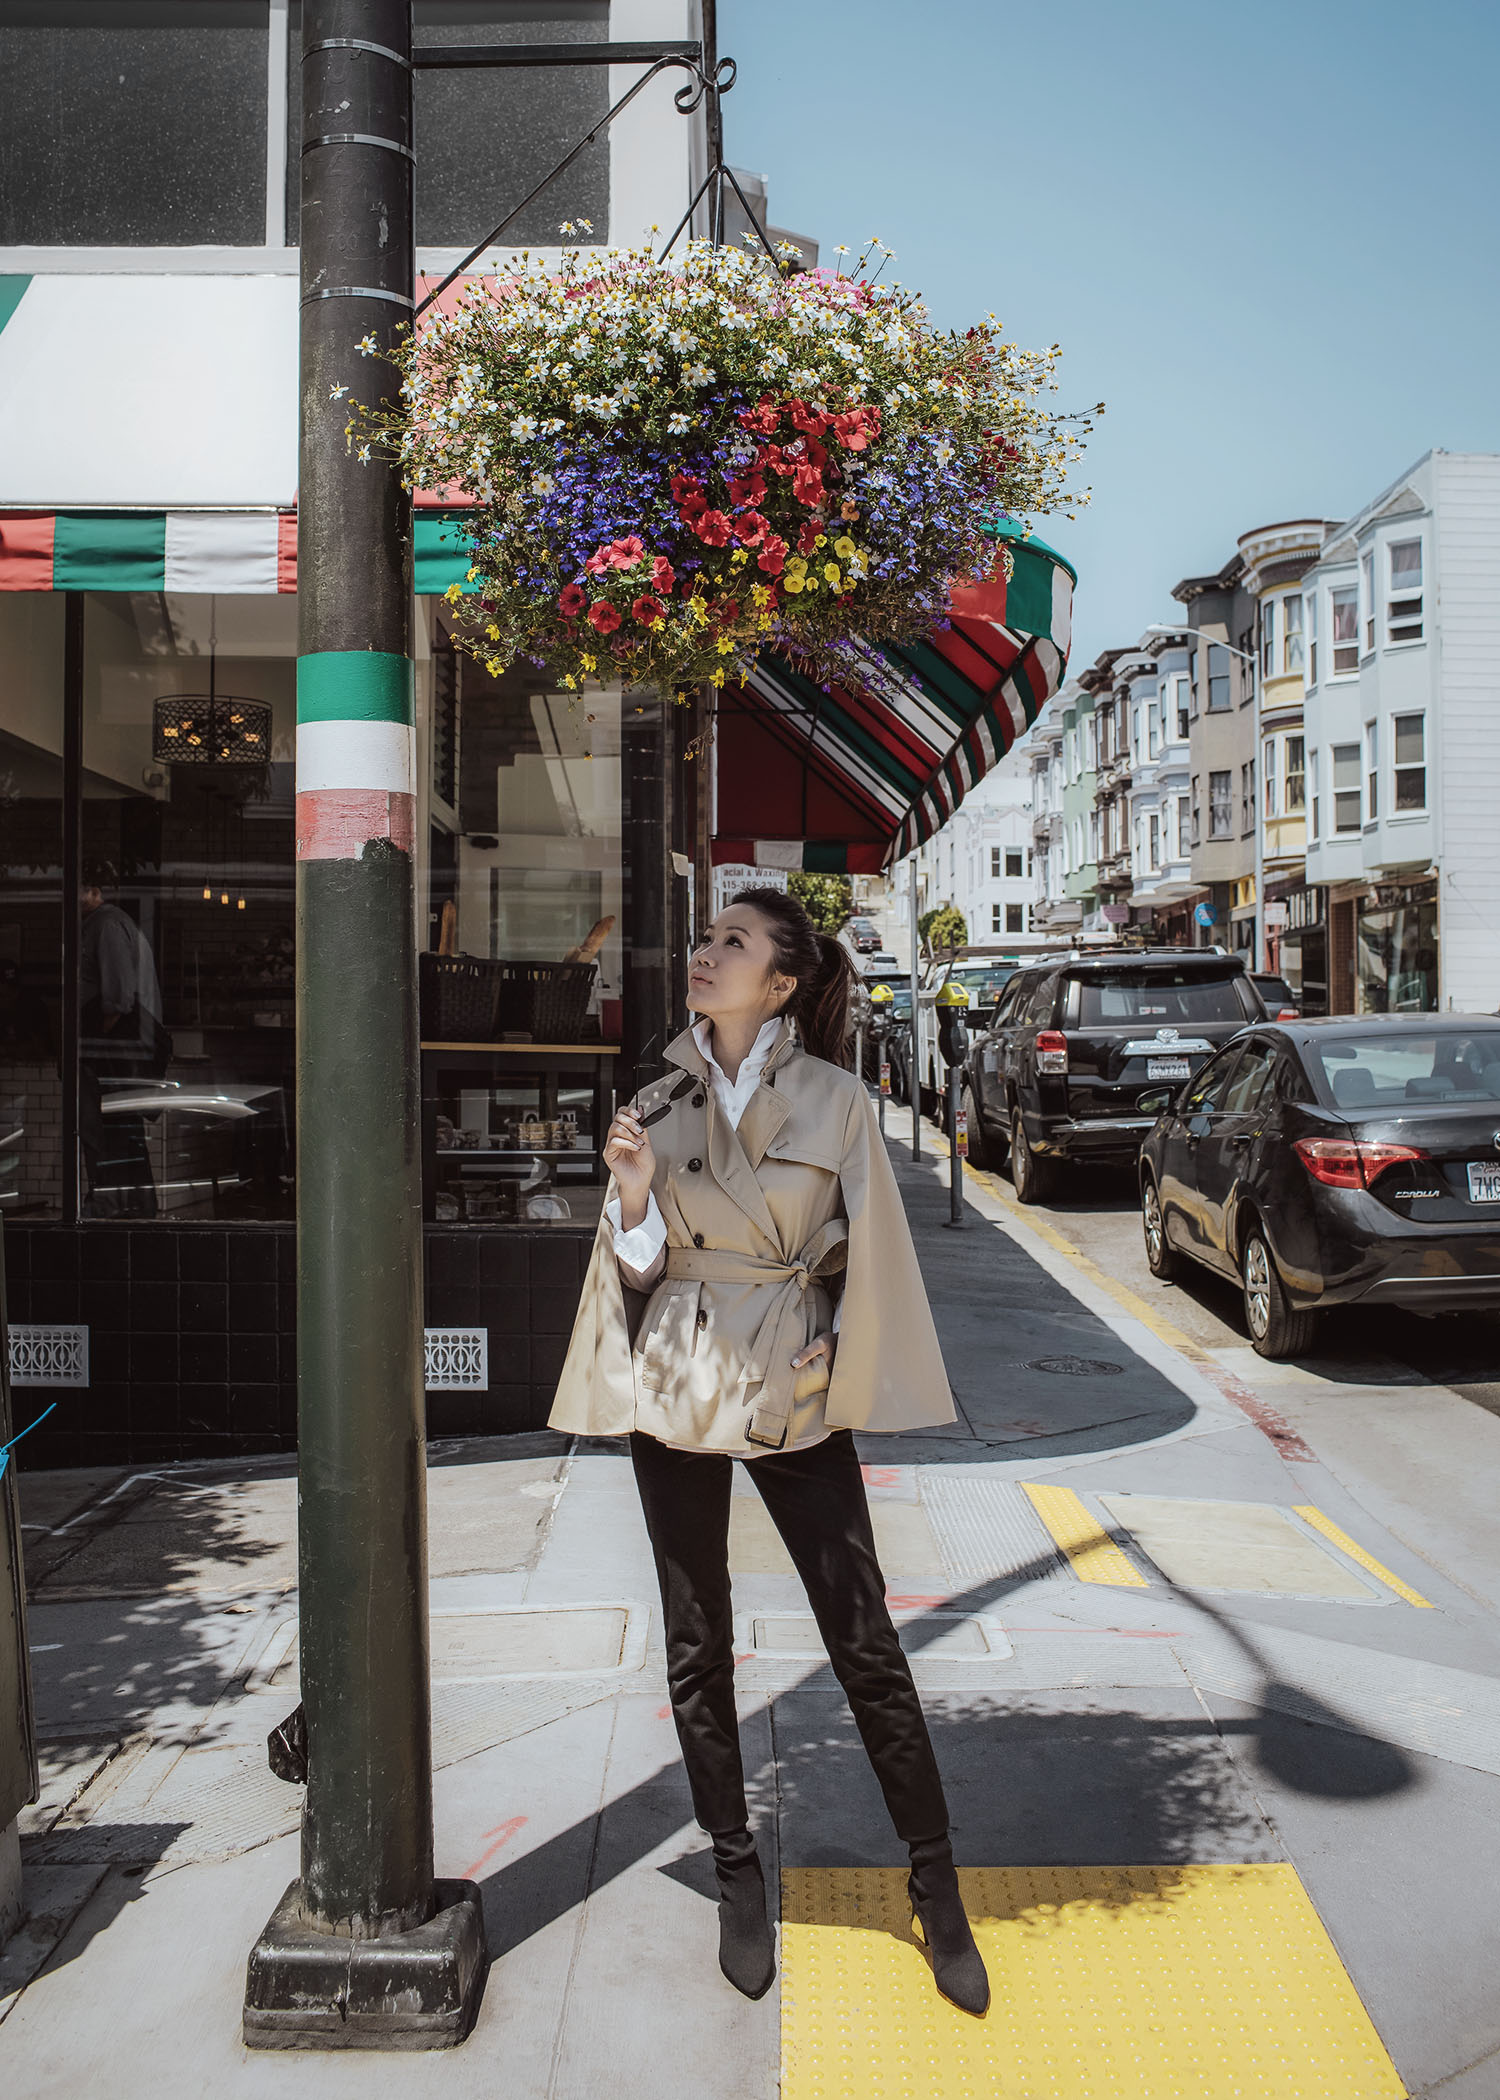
[729,887,858,1068]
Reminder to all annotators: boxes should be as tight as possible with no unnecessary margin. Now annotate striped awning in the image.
[0,510,475,594]
[0,508,1073,871]
[714,523,1074,867]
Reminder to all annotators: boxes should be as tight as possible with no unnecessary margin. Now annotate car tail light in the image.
[1275,1006,1300,1020]
[1293,1136,1426,1190]
[1035,1030,1068,1075]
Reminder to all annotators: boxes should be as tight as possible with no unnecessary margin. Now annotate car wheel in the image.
[1141,1174,1181,1281]
[1241,1228,1318,1359]
[962,1084,996,1171]
[1010,1111,1056,1204]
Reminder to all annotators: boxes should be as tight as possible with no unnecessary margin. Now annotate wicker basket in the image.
[419,953,503,1041]
[495,960,596,1042]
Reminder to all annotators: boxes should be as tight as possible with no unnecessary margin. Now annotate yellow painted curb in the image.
[1294,1505,1434,1608]
[1021,1481,1147,1588]
[781,1864,1407,2099]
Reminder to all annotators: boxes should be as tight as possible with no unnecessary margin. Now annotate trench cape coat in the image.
[548,1020,955,1450]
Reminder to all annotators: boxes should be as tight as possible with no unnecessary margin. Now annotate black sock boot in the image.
[711,1827,776,2000]
[907,1833,990,2016]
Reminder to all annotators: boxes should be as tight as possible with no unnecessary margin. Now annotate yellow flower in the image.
[824,563,842,590]
[444,583,463,604]
[486,621,500,640]
[710,668,726,686]
[785,555,807,579]
[750,584,771,609]
[815,534,827,549]
[730,548,748,567]
[581,652,598,672]
[466,566,480,581]
[561,674,578,689]
[716,636,733,654]
[781,572,805,594]
[834,535,856,560]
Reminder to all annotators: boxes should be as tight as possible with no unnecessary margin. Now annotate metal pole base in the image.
[243,1878,488,2051]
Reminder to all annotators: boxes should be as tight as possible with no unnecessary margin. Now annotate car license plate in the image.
[1467,1162,1500,1203]
[1147,1057,1192,1081]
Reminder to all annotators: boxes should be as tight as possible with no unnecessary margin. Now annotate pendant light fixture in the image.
[152,597,272,766]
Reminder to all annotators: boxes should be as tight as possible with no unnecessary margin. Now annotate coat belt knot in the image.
[662,1218,849,1451]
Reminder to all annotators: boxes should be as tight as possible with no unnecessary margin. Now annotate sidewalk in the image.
[5,1105,1500,2096]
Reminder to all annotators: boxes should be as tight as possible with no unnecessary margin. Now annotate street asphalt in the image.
[3,1101,1500,2096]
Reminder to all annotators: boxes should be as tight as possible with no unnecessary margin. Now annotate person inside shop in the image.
[551,888,989,2016]
[80,861,170,1217]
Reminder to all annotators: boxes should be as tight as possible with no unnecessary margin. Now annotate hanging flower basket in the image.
[350,238,1088,694]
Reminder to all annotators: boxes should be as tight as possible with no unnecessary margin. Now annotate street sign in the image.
[1194,901,1217,927]
[1100,903,1129,925]
[1263,901,1289,928]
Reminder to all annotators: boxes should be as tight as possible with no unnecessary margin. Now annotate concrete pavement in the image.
[4,1103,1500,2094]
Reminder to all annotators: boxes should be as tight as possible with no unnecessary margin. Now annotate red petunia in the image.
[760,443,792,477]
[631,594,665,625]
[731,510,767,546]
[670,472,704,502]
[605,535,645,570]
[831,405,881,452]
[690,509,732,547]
[757,535,787,576]
[797,519,822,556]
[728,470,768,506]
[652,555,676,592]
[737,396,781,435]
[558,583,586,616]
[584,547,610,575]
[789,398,829,437]
[792,463,825,507]
[588,601,622,634]
[679,490,708,519]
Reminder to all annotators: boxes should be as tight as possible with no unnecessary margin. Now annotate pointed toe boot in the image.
[712,1828,776,2000]
[908,1835,990,2017]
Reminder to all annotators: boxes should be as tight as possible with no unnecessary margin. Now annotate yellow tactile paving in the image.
[1021,1481,1148,1588]
[780,1864,1406,2100]
[1294,1505,1434,1609]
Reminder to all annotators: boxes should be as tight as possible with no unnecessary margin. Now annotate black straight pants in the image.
[630,1427,949,1845]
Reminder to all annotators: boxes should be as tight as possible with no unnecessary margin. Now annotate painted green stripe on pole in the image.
[53,512,166,590]
[297,650,414,726]
[0,275,31,334]
[413,514,478,593]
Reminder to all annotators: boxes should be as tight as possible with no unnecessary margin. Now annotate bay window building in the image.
[1302,450,1500,1015]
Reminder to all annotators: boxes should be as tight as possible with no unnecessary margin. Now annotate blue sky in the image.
[722,0,1500,666]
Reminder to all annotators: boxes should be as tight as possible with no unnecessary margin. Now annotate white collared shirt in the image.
[606,1015,785,1282]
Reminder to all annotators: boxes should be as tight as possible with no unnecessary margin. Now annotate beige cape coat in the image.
[548,1021,955,1450]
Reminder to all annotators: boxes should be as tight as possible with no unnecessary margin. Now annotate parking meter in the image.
[934,983,971,1225]
[868,983,894,1131]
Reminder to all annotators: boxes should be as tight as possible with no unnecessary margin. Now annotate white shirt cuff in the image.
[606,1191,668,1287]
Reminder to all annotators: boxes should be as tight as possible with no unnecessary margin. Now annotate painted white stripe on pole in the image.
[297,718,416,795]
[164,512,280,594]
[1051,564,1073,653]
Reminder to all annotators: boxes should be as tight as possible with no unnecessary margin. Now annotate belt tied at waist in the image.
[662,1218,848,1449]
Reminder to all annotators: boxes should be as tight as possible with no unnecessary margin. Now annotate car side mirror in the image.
[1137,1086,1174,1115]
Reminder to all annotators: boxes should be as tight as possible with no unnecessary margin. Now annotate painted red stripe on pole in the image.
[296,789,415,862]
[277,511,299,593]
[0,512,56,590]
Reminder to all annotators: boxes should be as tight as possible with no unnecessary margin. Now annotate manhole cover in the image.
[1025,1356,1124,1377]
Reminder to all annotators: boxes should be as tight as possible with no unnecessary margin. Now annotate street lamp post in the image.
[243,0,486,2049]
[1142,626,1260,961]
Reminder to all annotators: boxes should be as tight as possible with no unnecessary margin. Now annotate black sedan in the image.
[1138,1015,1500,1358]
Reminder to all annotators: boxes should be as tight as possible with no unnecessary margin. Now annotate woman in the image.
[550,889,989,2016]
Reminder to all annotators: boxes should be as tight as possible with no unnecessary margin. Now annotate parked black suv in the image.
[962,949,1267,1200]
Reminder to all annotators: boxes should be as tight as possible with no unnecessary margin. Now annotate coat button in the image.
[693,1232,705,1247]
[696,1308,708,1330]
[687,1157,702,1172]
[692,1093,704,1108]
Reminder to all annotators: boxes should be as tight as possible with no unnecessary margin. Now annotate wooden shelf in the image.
[421,1041,619,1054]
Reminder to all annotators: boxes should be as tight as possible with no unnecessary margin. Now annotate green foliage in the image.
[920,904,968,954]
[788,872,853,934]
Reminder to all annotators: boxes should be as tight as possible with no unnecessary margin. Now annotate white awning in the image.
[0,274,298,508]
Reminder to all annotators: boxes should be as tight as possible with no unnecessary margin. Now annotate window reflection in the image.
[80,592,296,1219]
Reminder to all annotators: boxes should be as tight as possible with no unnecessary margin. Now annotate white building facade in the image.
[1302,450,1500,1014]
[912,739,1035,946]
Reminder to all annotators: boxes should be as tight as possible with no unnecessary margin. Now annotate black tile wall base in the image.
[2,1224,591,1468]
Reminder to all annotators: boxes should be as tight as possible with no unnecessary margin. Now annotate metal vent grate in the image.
[424,1327,488,1391]
[9,1324,90,1388]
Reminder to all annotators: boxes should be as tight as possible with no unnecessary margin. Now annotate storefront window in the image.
[0,597,66,1219]
[418,643,625,1230]
[1357,887,1438,1015]
[79,592,296,1219]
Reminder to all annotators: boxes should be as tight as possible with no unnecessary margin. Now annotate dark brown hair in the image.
[729,886,858,1068]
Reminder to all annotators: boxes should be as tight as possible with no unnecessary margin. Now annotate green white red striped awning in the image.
[0,510,474,594]
[0,509,1073,870]
[714,523,1074,867]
